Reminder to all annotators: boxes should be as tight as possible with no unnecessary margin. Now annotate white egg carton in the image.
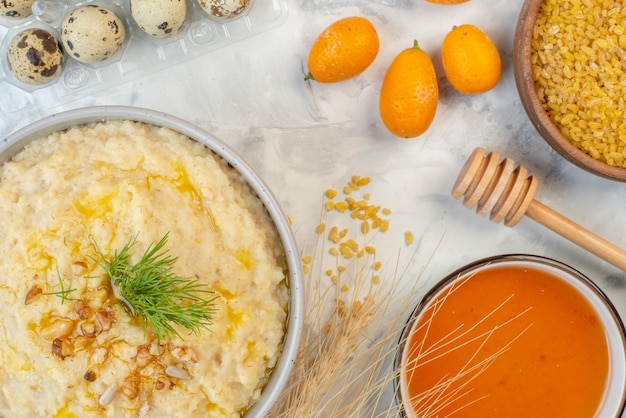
[0,0,287,132]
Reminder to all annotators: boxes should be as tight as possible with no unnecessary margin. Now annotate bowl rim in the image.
[1,105,304,417]
[513,0,626,182]
[393,253,626,417]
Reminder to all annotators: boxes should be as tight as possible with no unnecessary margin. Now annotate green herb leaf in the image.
[43,268,78,303]
[91,233,217,344]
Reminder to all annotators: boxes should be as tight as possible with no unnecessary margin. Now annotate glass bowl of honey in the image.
[395,254,626,417]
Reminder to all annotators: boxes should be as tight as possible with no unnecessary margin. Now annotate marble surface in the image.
[3,0,626,413]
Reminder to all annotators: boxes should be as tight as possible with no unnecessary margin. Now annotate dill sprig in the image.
[91,233,217,344]
[43,268,78,303]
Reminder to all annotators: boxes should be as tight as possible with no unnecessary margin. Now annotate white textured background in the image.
[2,0,626,412]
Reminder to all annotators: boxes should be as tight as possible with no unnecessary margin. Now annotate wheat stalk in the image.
[268,176,529,418]
[268,176,426,417]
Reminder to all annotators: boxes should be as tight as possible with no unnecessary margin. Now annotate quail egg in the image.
[131,0,186,38]
[196,0,252,20]
[61,5,126,64]
[0,0,35,19]
[7,28,64,85]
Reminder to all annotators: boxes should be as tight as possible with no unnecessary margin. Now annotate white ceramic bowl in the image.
[0,105,303,417]
[395,254,626,417]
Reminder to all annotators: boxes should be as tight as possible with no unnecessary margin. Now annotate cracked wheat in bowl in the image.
[0,119,290,417]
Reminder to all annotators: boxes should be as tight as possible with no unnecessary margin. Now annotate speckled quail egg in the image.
[61,5,126,64]
[196,0,252,20]
[0,0,35,19]
[7,28,64,85]
[131,0,186,38]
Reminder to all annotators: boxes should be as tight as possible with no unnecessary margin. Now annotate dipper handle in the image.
[453,147,626,272]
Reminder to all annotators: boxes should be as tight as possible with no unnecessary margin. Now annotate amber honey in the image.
[398,255,626,418]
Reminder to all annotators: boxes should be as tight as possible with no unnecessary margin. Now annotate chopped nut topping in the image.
[73,301,92,319]
[25,285,42,305]
[154,375,172,391]
[73,336,92,352]
[95,308,115,331]
[84,288,110,309]
[90,346,109,365]
[40,318,74,341]
[135,345,153,368]
[52,338,72,360]
[121,374,140,400]
[171,346,198,364]
[83,370,97,382]
[79,321,102,338]
[110,341,135,361]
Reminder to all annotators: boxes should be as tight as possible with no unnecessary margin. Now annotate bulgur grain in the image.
[304,175,393,292]
[405,231,414,245]
[532,0,626,167]
[335,201,348,212]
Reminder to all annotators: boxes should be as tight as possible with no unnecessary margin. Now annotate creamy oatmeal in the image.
[0,120,289,417]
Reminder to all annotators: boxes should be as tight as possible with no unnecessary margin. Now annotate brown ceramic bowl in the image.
[513,0,626,182]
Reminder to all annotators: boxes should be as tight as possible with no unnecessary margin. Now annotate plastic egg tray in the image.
[0,0,287,132]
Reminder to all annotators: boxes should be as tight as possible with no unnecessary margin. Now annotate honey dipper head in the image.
[452,147,538,227]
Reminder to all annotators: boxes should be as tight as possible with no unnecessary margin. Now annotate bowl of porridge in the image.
[0,106,303,417]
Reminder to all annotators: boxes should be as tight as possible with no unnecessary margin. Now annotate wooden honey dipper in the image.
[452,147,626,272]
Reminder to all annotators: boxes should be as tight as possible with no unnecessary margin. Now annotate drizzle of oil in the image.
[225,305,246,340]
[73,190,117,219]
[146,162,218,232]
[37,312,56,331]
[215,286,237,300]
[233,249,254,271]
[172,163,203,211]
[53,402,77,418]
[73,161,218,233]
[27,322,38,333]
[226,305,244,327]
[25,232,55,272]
[205,403,228,414]
[244,341,261,362]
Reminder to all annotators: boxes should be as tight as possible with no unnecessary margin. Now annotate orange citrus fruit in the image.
[425,0,469,4]
[441,24,502,94]
[306,16,379,83]
[379,41,439,138]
